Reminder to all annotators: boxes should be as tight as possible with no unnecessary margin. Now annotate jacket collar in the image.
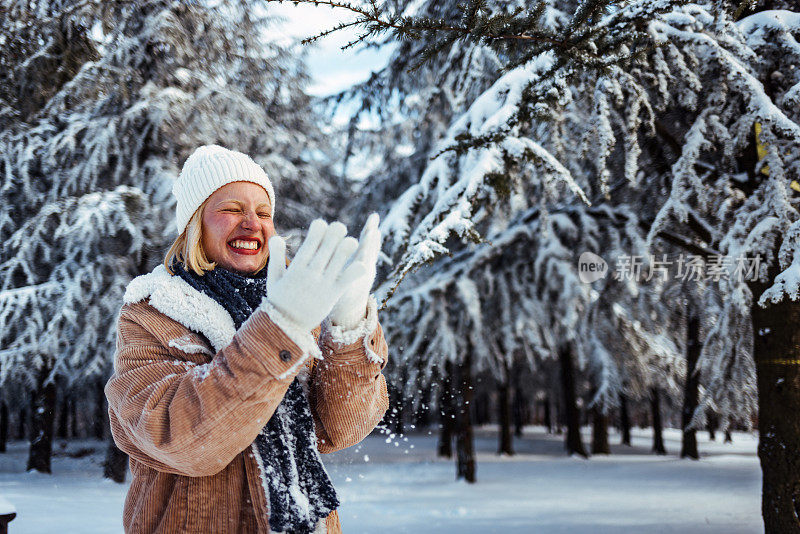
[123,264,236,352]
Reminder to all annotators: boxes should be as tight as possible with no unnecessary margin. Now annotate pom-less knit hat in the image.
[173,145,276,234]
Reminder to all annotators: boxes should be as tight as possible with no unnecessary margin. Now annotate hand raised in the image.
[328,213,381,330]
[264,219,366,332]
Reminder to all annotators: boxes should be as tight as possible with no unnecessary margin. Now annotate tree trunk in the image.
[512,369,526,437]
[639,406,649,429]
[70,395,79,438]
[17,406,27,440]
[498,362,514,455]
[94,380,106,440]
[57,393,70,440]
[413,399,431,430]
[414,354,432,429]
[27,363,57,473]
[555,388,565,435]
[0,401,7,453]
[103,439,128,482]
[725,429,733,443]
[707,412,718,441]
[544,396,553,434]
[390,367,406,436]
[559,345,588,457]
[619,393,632,446]
[591,404,610,454]
[651,387,667,455]
[437,361,455,458]
[454,347,476,482]
[681,314,701,460]
[750,256,800,532]
[474,390,490,426]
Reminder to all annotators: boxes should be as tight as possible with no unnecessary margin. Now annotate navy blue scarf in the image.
[173,262,339,533]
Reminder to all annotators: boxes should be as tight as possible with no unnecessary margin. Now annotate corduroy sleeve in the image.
[105,301,319,477]
[310,296,390,454]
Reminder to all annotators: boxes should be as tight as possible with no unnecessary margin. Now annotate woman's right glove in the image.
[263,219,365,332]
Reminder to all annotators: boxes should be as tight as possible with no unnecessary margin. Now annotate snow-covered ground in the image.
[0,426,761,533]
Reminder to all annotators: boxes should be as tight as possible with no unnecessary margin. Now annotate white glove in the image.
[329,212,381,330]
[264,219,365,332]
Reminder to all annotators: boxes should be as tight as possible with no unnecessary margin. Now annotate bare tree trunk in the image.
[94,380,106,440]
[413,398,431,430]
[651,387,667,455]
[414,355,432,429]
[0,401,7,453]
[639,405,649,429]
[591,404,610,454]
[103,439,128,483]
[750,256,800,532]
[70,395,79,438]
[17,406,27,440]
[559,345,588,457]
[619,394,632,446]
[544,396,553,434]
[707,412,718,442]
[512,368,526,438]
[498,361,514,455]
[57,392,70,440]
[725,429,733,443]
[681,314,700,460]
[27,363,57,473]
[454,346,476,483]
[390,367,406,436]
[555,386,565,435]
[437,361,455,458]
[474,390,490,426]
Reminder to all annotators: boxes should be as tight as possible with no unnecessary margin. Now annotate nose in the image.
[240,210,259,231]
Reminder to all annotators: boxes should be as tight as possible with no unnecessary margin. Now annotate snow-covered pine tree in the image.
[294,0,674,293]
[278,1,800,526]
[0,0,338,475]
[631,5,800,525]
[293,0,708,461]
[381,199,688,463]
[281,0,710,465]
[317,0,505,230]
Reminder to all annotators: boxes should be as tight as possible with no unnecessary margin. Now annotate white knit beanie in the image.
[173,145,276,234]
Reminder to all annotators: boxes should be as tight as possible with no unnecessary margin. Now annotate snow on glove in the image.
[262,219,365,333]
[328,212,381,331]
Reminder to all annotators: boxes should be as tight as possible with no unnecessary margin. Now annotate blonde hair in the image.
[163,198,269,276]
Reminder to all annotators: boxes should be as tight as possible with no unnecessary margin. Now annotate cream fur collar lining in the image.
[123,264,236,353]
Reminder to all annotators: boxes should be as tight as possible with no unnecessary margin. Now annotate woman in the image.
[105,145,389,534]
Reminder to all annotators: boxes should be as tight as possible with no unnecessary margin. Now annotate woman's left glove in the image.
[328,213,381,330]
[264,219,365,332]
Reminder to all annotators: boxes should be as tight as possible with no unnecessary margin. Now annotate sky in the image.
[266,3,397,97]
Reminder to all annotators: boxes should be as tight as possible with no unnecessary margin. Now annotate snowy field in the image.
[0,426,762,533]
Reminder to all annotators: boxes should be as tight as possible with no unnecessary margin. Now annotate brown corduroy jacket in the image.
[105,265,389,533]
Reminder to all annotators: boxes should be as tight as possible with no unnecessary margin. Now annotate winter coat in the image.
[105,265,390,533]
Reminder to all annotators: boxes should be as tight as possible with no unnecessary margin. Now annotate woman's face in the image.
[201,181,275,275]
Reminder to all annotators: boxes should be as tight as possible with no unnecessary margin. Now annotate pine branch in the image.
[266,0,583,50]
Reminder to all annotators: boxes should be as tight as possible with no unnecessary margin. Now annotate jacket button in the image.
[279,349,292,362]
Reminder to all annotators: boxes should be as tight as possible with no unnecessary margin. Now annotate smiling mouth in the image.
[228,239,261,255]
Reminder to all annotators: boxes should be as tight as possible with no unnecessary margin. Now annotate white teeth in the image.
[230,240,259,250]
